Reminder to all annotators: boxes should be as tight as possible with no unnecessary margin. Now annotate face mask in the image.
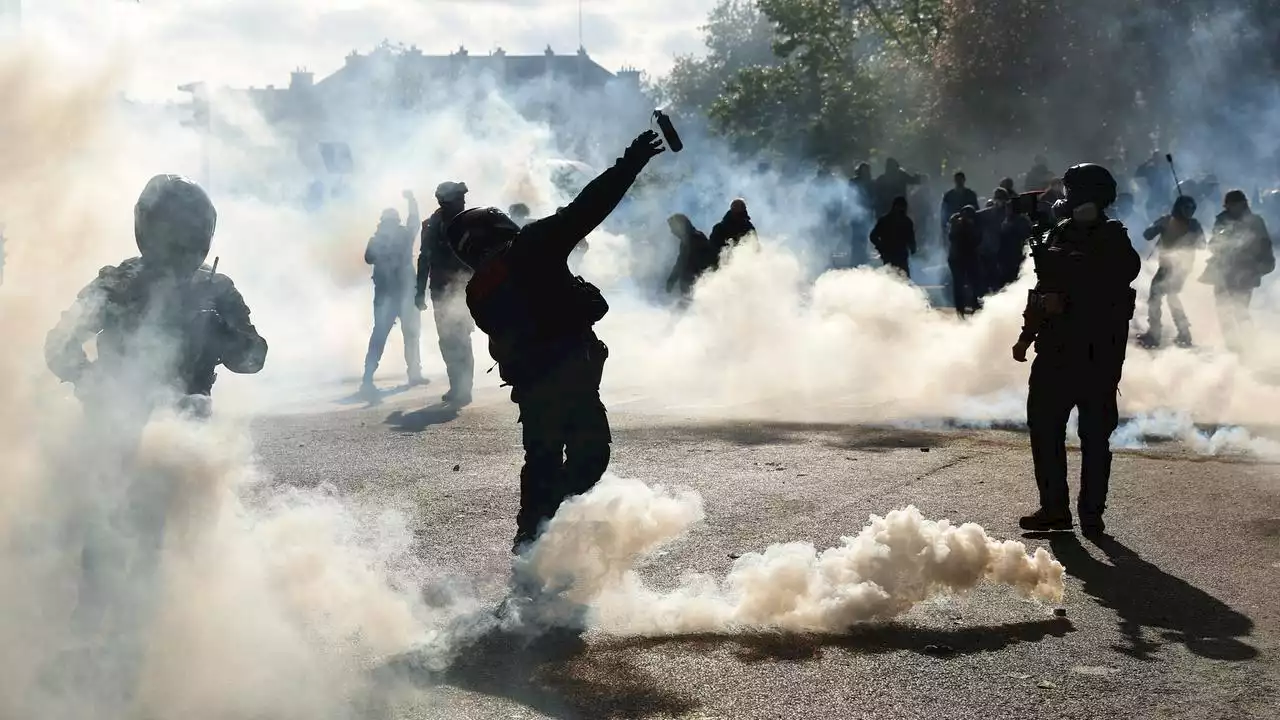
[1072,202,1100,223]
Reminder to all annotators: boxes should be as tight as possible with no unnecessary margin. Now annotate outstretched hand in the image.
[1012,340,1030,363]
[625,130,666,163]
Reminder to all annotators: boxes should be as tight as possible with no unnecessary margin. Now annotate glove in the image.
[1012,340,1030,363]
[414,293,427,311]
[624,130,665,164]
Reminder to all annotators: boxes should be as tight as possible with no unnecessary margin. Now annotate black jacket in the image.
[870,211,916,264]
[466,152,649,388]
[418,207,471,297]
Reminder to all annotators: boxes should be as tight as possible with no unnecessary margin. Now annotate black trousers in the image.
[431,289,475,396]
[1027,341,1126,520]
[948,256,982,312]
[513,340,611,544]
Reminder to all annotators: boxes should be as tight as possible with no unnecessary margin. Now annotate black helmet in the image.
[435,181,468,204]
[134,174,217,275]
[445,207,520,269]
[1062,163,1118,210]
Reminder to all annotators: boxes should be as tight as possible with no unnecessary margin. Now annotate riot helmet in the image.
[134,174,217,276]
[445,206,520,269]
[1062,163,1118,210]
[435,181,468,204]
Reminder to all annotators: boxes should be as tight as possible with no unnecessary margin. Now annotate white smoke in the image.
[517,476,1064,636]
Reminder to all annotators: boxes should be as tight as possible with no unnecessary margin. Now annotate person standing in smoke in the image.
[1012,163,1140,535]
[666,213,715,299]
[1136,196,1205,349]
[947,205,984,316]
[908,174,936,255]
[416,181,476,406]
[1024,155,1054,192]
[360,191,424,397]
[42,174,267,713]
[997,197,1034,287]
[710,197,755,252]
[1199,189,1276,355]
[874,157,922,218]
[941,171,979,239]
[977,188,1010,294]
[849,163,875,266]
[444,130,666,553]
[46,174,268,421]
[870,196,917,279]
[999,176,1017,198]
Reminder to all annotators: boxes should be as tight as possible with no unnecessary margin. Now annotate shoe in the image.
[1079,517,1106,537]
[1135,332,1160,349]
[1173,334,1193,349]
[408,374,428,386]
[1018,508,1074,532]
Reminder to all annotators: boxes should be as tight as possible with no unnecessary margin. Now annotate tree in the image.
[661,0,778,122]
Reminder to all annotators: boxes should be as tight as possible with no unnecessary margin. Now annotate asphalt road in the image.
[250,378,1280,720]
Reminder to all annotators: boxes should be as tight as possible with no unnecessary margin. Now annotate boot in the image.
[1173,332,1193,349]
[1135,331,1160,349]
[1079,515,1106,537]
[1018,508,1074,532]
[408,372,428,386]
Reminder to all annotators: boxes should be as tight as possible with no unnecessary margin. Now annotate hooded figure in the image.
[665,213,716,298]
[947,205,983,315]
[361,190,423,395]
[870,195,916,279]
[443,130,665,555]
[874,157,922,217]
[1013,162,1140,536]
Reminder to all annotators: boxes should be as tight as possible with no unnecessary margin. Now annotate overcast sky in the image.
[13,0,720,98]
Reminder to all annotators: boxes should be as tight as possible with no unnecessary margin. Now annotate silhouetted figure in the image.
[1136,196,1205,348]
[417,181,476,405]
[947,205,983,315]
[444,131,665,553]
[1200,190,1275,355]
[870,196,916,279]
[941,172,979,238]
[1013,163,1140,536]
[1024,155,1054,193]
[977,188,1010,294]
[997,200,1034,288]
[874,157,922,217]
[1135,151,1174,223]
[361,191,423,395]
[710,198,755,252]
[665,213,716,298]
[849,163,875,267]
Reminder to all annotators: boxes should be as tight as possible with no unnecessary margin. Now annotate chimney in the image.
[290,67,314,90]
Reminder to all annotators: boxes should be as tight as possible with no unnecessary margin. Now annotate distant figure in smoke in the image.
[1024,155,1054,192]
[360,191,424,397]
[42,174,267,713]
[997,195,1034,288]
[416,181,476,406]
[870,196,916,279]
[1199,189,1275,355]
[1136,196,1205,349]
[1039,177,1065,212]
[908,173,937,254]
[977,188,1010,294]
[874,157,922,217]
[444,130,666,553]
[665,213,716,299]
[999,176,1017,198]
[710,197,755,252]
[941,171,978,238]
[1012,163,1140,536]
[947,205,983,316]
[849,163,875,266]
[46,174,268,421]
[1134,151,1174,223]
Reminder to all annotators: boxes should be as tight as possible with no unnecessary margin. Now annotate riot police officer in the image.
[443,130,665,553]
[1012,163,1141,536]
[46,174,268,421]
[416,181,476,405]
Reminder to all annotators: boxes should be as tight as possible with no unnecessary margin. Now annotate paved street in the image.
[250,379,1280,720]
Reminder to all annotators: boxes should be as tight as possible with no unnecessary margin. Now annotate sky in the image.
[9,0,720,99]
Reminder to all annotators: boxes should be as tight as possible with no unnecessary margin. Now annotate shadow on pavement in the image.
[335,383,413,408]
[1046,533,1258,661]
[645,421,954,450]
[594,618,1073,662]
[379,626,701,720]
[385,402,459,432]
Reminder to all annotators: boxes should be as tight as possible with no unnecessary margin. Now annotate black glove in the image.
[624,130,665,164]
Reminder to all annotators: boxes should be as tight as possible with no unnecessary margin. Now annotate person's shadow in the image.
[384,402,459,432]
[1044,533,1257,661]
